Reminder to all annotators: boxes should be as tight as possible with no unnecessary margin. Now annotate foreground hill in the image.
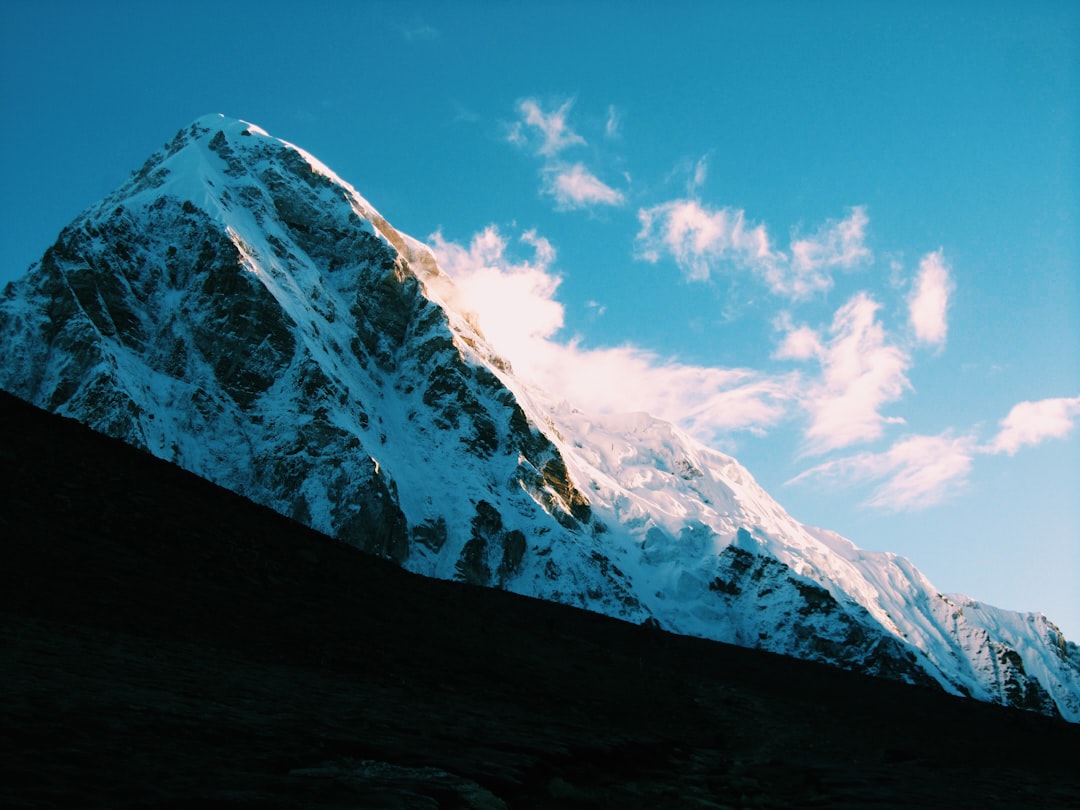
[2,390,1078,808]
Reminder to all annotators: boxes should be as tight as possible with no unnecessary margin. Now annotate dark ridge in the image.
[1,389,1078,808]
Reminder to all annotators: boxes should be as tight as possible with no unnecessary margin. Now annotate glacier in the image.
[1,113,1077,720]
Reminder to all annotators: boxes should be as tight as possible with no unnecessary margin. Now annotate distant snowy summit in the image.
[2,114,1077,720]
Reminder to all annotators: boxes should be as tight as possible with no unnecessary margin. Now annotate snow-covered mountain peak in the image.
[1,116,1077,721]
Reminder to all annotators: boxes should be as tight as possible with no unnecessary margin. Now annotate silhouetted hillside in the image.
[2,390,1078,808]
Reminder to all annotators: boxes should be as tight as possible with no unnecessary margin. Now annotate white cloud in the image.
[507,99,626,214]
[789,431,976,511]
[426,227,564,365]
[510,98,586,157]
[788,206,870,296]
[777,294,911,454]
[908,249,953,346]
[542,163,625,209]
[520,228,556,267]
[788,394,1080,513]
[506,124,526,148]
[428,226,794,439]
[986,395,1080,455]
[635,200,870,298]
[774,323,823,362]
[635,199,776,282]
[691,155,709,193]
[532,342,796,438]
[605,105,620,138]
[426,226,1077,514]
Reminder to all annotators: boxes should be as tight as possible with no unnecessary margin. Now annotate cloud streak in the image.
[986,396,1080,455]
[542,163,625,209]
[908,249,953,347]
[789,395,1080,510]
[429,225,1077,514]
[604,105,620,138]
[477,101,1074,517]
[428,226,794,439]
[789,432,976,511]
[509,98,626,213]
[426,227,563,366]
[508,98,586,157]
[776,293,911,454]
[635,200,870,299]
[635,199,775,282]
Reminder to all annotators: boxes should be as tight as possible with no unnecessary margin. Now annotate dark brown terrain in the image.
[1,390,1078,809]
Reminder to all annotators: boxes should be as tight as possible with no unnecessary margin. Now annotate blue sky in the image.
[2,1,1078,639]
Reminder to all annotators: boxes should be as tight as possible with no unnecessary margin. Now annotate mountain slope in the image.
[5,389,1079,808]
[1,114,1077,719]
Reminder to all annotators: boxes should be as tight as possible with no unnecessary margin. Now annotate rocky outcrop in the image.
[0,115,632,615]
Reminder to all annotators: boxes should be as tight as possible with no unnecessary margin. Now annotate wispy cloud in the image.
[690,155,709,194]
[788,207,871,295]
[449,99,481,124]
[789,394,1080,511]
[426,227,563,365]
[986,395,1080,455]
[635,200,870,299]
[507,98,628,213]
[605,105,621,138]
[776,294,911,454]
[508,98,586,157]
[908,249,953,347]
[789,431,976,511]
[546,348,795,438]
[542,163,625,209]
[427,220,1077,515]
[427,226,794,439]
[436,91,1076,525]
[635,199,776,282]
[398,19,441,42]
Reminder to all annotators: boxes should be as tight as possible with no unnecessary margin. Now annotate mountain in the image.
[2,114,1077,720]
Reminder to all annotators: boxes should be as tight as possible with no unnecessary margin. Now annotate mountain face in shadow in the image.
[2,390,1080,808]
[1,115,1078,720]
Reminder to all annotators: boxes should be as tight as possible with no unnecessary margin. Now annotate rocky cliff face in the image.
[0,116,638,620]
[2,114,1077,719]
